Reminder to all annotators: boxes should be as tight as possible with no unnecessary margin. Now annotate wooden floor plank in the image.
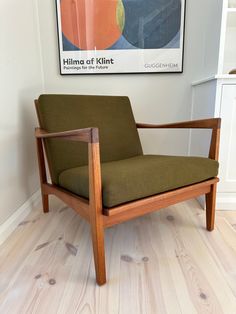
[0,197,236,313]
[166,203,227,314]
[188,201,236,303]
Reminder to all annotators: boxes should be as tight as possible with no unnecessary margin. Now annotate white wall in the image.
[0,0,44,224]
[191,0,223,80]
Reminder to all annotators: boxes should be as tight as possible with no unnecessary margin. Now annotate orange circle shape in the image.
[60,0,123,50]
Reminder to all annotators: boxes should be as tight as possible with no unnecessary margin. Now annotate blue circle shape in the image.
[122,0,182,49]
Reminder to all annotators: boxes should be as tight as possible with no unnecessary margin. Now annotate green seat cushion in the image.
[36,95,143,184]
[58,155,219,208]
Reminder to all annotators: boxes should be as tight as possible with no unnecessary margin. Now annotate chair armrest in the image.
[35,126,102,216]
[136,118,221,129]
[35,127,99,143]
[136,118,221,161]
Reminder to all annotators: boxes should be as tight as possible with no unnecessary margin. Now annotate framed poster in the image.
[56,0,186,75]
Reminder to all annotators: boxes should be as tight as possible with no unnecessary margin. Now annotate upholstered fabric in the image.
[36,95,143,184]
[58,155,219,208]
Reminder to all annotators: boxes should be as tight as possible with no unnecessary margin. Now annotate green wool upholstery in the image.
[58,155,219,208]
[36,94,143,184]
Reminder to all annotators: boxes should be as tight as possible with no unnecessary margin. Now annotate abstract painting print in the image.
[56,0,186,74]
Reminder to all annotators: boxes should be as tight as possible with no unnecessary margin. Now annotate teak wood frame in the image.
[35,100,221,285]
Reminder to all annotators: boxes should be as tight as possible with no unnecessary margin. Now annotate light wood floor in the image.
[0,197,236,314]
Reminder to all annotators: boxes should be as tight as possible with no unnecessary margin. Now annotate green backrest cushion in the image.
[36,94,143,184]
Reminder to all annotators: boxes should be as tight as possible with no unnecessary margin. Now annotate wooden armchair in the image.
[35,94,220,285]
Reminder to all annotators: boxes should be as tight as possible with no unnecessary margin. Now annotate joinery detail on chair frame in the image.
[35,97,220,285]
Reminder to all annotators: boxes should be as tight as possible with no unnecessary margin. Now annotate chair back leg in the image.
[205,183,217,231]
[42,194,49,213]
[36,137,49,213]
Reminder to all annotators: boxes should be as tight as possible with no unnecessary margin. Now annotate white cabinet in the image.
[219,85,236,193]
[191,78,236,209]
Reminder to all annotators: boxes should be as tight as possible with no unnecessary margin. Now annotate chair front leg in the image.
[205,183,217,231]
[90,208,106,285]
[89,140,106,285]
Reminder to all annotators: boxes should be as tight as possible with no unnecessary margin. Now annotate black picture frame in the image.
[56,0,186,75]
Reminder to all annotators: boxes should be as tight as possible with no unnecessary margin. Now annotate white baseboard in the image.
[0,189,41,246]
[196,193,236,211]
